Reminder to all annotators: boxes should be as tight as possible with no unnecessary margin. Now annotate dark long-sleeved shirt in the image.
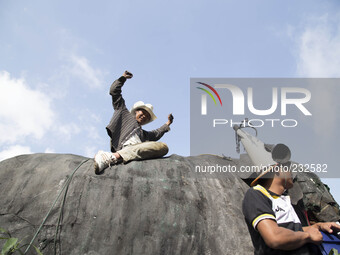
[106,76,170,152]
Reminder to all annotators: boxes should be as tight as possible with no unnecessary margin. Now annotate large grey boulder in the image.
[0,153,338,255]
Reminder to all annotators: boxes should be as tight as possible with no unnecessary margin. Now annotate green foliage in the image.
[329,248,339,255]
[0,228,42,255]
[33,246,43,255]
[1,238,18,255]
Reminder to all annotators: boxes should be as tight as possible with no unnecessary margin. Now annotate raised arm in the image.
[166,113,174,126]
[110,71,133,110]
[144,114,174,141]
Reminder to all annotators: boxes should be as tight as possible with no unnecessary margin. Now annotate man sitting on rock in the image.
[242,162,340,254]
[94,70,174,174]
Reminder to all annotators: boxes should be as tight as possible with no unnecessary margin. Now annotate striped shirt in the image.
[106,76,170,152]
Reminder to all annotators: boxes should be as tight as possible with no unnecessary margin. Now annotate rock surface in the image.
[0,153,339,255]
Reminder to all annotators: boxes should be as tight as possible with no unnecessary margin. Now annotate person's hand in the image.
[304,226,323,245]
[166,113,174,126]
[315,222,340,234]
[123,70,133,79]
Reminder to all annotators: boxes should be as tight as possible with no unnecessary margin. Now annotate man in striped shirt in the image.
[94,70,174,174]
[242,165,340,254]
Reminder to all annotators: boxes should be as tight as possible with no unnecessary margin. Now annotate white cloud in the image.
[56,122,81,141]
[85,125,101,141]
[0,145,32,162]
[44,147,55,153]
[68,54,105,88]
[0,71,55,144]
[297,15,340,77]
[84,146,97,158]
[52,29,106,89]
[295,15,340,138]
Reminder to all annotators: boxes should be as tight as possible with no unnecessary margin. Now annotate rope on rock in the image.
[24,158,91,255]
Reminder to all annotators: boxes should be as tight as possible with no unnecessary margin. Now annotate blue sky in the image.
[0,1,339,202]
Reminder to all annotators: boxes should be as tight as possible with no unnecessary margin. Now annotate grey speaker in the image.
[272,143,291,164]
